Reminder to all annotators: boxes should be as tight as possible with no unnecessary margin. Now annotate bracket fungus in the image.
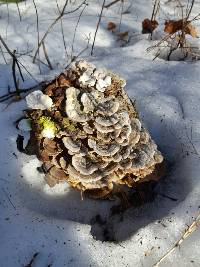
[21,60,164,199]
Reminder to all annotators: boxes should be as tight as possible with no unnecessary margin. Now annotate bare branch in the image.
[71,2,88,59]
[56,0,68,57]
[33,0,86,63]
[0,34,39,86]
[16,1,22,21]
[66,33,91,69]
[42,41,53,70]
[153,212,200,267]
[105,0,121,9]
[91,0,106,55]
[32,0,41,74]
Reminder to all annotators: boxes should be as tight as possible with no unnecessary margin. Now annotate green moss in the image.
[37,116,57,133]
[62,118,77,132]
[0,0,24,3]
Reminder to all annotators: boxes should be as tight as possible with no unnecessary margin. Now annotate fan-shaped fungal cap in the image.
[95,115,118,127]
[81,93,95,113]
[65,87,91,122]
[88,139,120,157]
[26,90,53,110]
[97,98,120,116]
[62,136,81,153]
[67,165,103,183]
[96,76,111,92]
[72,154,98,175]
[79,72,96,87]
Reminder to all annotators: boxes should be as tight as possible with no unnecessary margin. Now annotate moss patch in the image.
[0,0,24,3]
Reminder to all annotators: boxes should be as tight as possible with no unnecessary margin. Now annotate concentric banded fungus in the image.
[23,60,164,198]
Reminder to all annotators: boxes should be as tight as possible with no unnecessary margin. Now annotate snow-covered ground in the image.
[0,0,200,266]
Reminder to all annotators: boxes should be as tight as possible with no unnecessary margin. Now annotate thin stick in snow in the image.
[2,188,16,210]
[71,3,87,59]
[32,0,41,74]
[105,0,121,9]
[33,0,86,63]
[91,0,106,56]
[56,0,68,57]
[5,0,10,39]
[0,44,7,64]
[119,0,124,32]
[65,33,91,69]
[16,1,22,21]
[0,35,39,86]
[153,212,200,267]
[42,41,53,70]
[12,50,20,95]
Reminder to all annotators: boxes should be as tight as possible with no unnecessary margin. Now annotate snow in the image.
[0,0,200,266]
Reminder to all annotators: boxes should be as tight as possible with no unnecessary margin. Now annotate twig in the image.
[24,252,39,267]
[186,0,195,19]
[0,44,7,64]
[71,2,87,59]
[0,35,26,93]
[42,41,53,70]
[16,1,22,21]
[2,188,16,210]
[12,50,20,95]
[32,0,41,74]
[56,0,68,57]
[157,193,178,201]
[0,35,28,84]
[105,0,121,9]
[0,84,41,103]
[151,0,160,21]
[185,125,200,158]
[119,0,124,32]
[91,0,106,55]
[65,33,91,69]
[1,49,50,68]
[0,34,15,58]
[150,0,160,39]
[153,213,200,267]
[33,0,86,63]
[5,0,10,39]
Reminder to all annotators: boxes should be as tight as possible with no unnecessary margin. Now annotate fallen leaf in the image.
[186,23,198,38]
[117,31,129,42]
[107,21,117,31]
[49,166,69,180]
[164,19,198,38]
[142,18,158,34]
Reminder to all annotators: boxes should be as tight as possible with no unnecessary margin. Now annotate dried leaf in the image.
[57,73,71,87]
[43,83,55,96]
[49,166,68,180]
[142,18,158,34]
[54,94,65,108]
[39,149,50,162]
[117,31,129,42]
[186,23,198,38]
[107,21,117,31]
[44,174,58,187]
[164,19,198,38]
[42,138,58,155]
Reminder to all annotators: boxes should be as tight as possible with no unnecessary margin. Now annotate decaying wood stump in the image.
[21,60,164,199]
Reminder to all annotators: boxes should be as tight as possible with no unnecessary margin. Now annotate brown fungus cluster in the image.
[23,60,164,199]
